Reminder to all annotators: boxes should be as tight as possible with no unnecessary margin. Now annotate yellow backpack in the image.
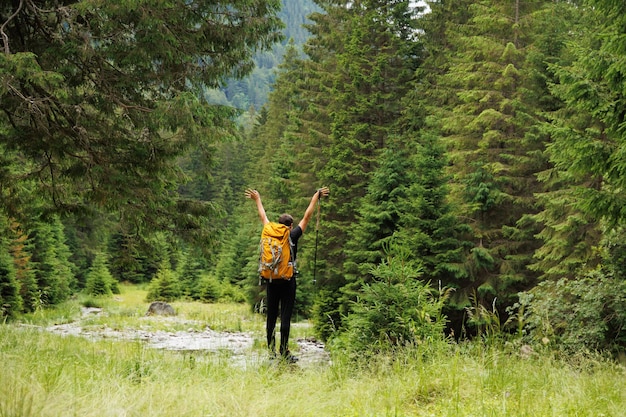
[258,222,294,281]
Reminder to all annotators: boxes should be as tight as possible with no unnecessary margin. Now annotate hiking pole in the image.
[312,189,322,285]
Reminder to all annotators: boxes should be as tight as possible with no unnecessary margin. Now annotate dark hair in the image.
[278,214,293,227]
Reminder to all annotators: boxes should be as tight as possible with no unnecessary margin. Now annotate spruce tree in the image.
[28,217,75,306]
[312,0,418,265]
[8,219,39,312]
[84,252,116,297]
[146,262,182,302]
[419,0,563,321]
[288,1,421,336]
[0,0,283,244]
[538,0,626,246]
[0,248,22,318]
[107,232,149,284]
[178,248,206,299]
[344,143,414,282]
[0,217,22,318]
[517,1,603,281]
[395,134,474,316]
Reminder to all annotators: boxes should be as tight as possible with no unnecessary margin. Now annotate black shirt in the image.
[290,225,303,260]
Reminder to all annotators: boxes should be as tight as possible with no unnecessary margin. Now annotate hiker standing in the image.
[245,187,329,362]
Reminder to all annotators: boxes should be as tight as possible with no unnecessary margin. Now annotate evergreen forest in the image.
[2,0,626,358]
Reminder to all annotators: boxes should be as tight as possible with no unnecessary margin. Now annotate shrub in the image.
[219,281,246,303]
[84,253,116,296]
[196,274,222,303]
[145,264,182,302]
[331,245,448,358]
[522,268,626,353]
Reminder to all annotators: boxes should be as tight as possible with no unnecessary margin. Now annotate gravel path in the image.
[43,307,330,368]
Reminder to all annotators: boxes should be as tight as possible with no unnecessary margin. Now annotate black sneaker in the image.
[281,353,299,364]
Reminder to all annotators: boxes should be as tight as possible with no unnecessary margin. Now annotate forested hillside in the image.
[205,0,320,111]
[2,0,626,356]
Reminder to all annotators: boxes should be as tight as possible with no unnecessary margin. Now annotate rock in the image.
[146,301,176,316]
[520,344,534,359]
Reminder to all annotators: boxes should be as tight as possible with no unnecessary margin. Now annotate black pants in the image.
[266,277,296,356]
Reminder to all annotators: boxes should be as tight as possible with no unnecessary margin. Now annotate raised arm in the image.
[245,188,269,225]
[298,187,329,232]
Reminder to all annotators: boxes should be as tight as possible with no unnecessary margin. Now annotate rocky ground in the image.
[43,307,330,369]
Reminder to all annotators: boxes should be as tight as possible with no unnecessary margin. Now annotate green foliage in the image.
[219,282,247,304]
[395,133,474,308]
[333,242,448,358]
[61,213,115,289]
[84,252,117,297]
[282,0,423,335]
[542,1,626,228]
[177,250,206,299]
[311,282,345,341]
[108,232,149,284]
[3,0,626,360]
[0,241,22,319]
[196,274,223,303]
[4,298,626,416]
[8,220,39,313]
[146,264,182,303]
[521,267,626,353]
[28,218,76,306]
[343,144,414,283]
[465,290,510,343]
[217,0,320,110]
[529,183,603,280]
[0,0,283,250]
[214,221,256,285]
[411,0,574,328]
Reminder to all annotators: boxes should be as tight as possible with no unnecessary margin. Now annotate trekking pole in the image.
[312,189,322,284]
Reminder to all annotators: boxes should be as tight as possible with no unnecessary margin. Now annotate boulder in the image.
[146,301,176,316]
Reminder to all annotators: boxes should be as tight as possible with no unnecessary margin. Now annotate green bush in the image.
[146,264,182,302]
[196,274,222,303]
[81,298,104,309]
[522,268,626,353]
[331,246,448,358]
[219,281,246,303]
[84,253,116,296]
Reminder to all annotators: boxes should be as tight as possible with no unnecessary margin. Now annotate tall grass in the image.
[2,285,625,416]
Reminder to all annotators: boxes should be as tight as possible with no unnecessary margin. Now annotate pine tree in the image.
[289,2,421,332]
[196,273,223,303]
[312,0,418,272]
[108,232,149,284]
[0,248,22,318]
[336,241,447,357]
[8,219,39,312]
[260,0,421,336]
[178,248,206,299]
[536,0,626,261]
[84,252,115,296]
[146,262,182,302]
[518,1,603,280]
[396,133,474,306]
[419,0,563,319]
[0,0,283,244]
[344,143,414,282]
[0,216,22,318]
[28,217,76,306]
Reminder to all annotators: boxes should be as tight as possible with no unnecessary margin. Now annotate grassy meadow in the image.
[1,285,625,416]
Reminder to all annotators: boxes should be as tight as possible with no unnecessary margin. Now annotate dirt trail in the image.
[44,307,330,368]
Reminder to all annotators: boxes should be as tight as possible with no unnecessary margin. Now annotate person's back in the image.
[245,187,329,362]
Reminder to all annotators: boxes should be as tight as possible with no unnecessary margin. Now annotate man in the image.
[245,187,330,362]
